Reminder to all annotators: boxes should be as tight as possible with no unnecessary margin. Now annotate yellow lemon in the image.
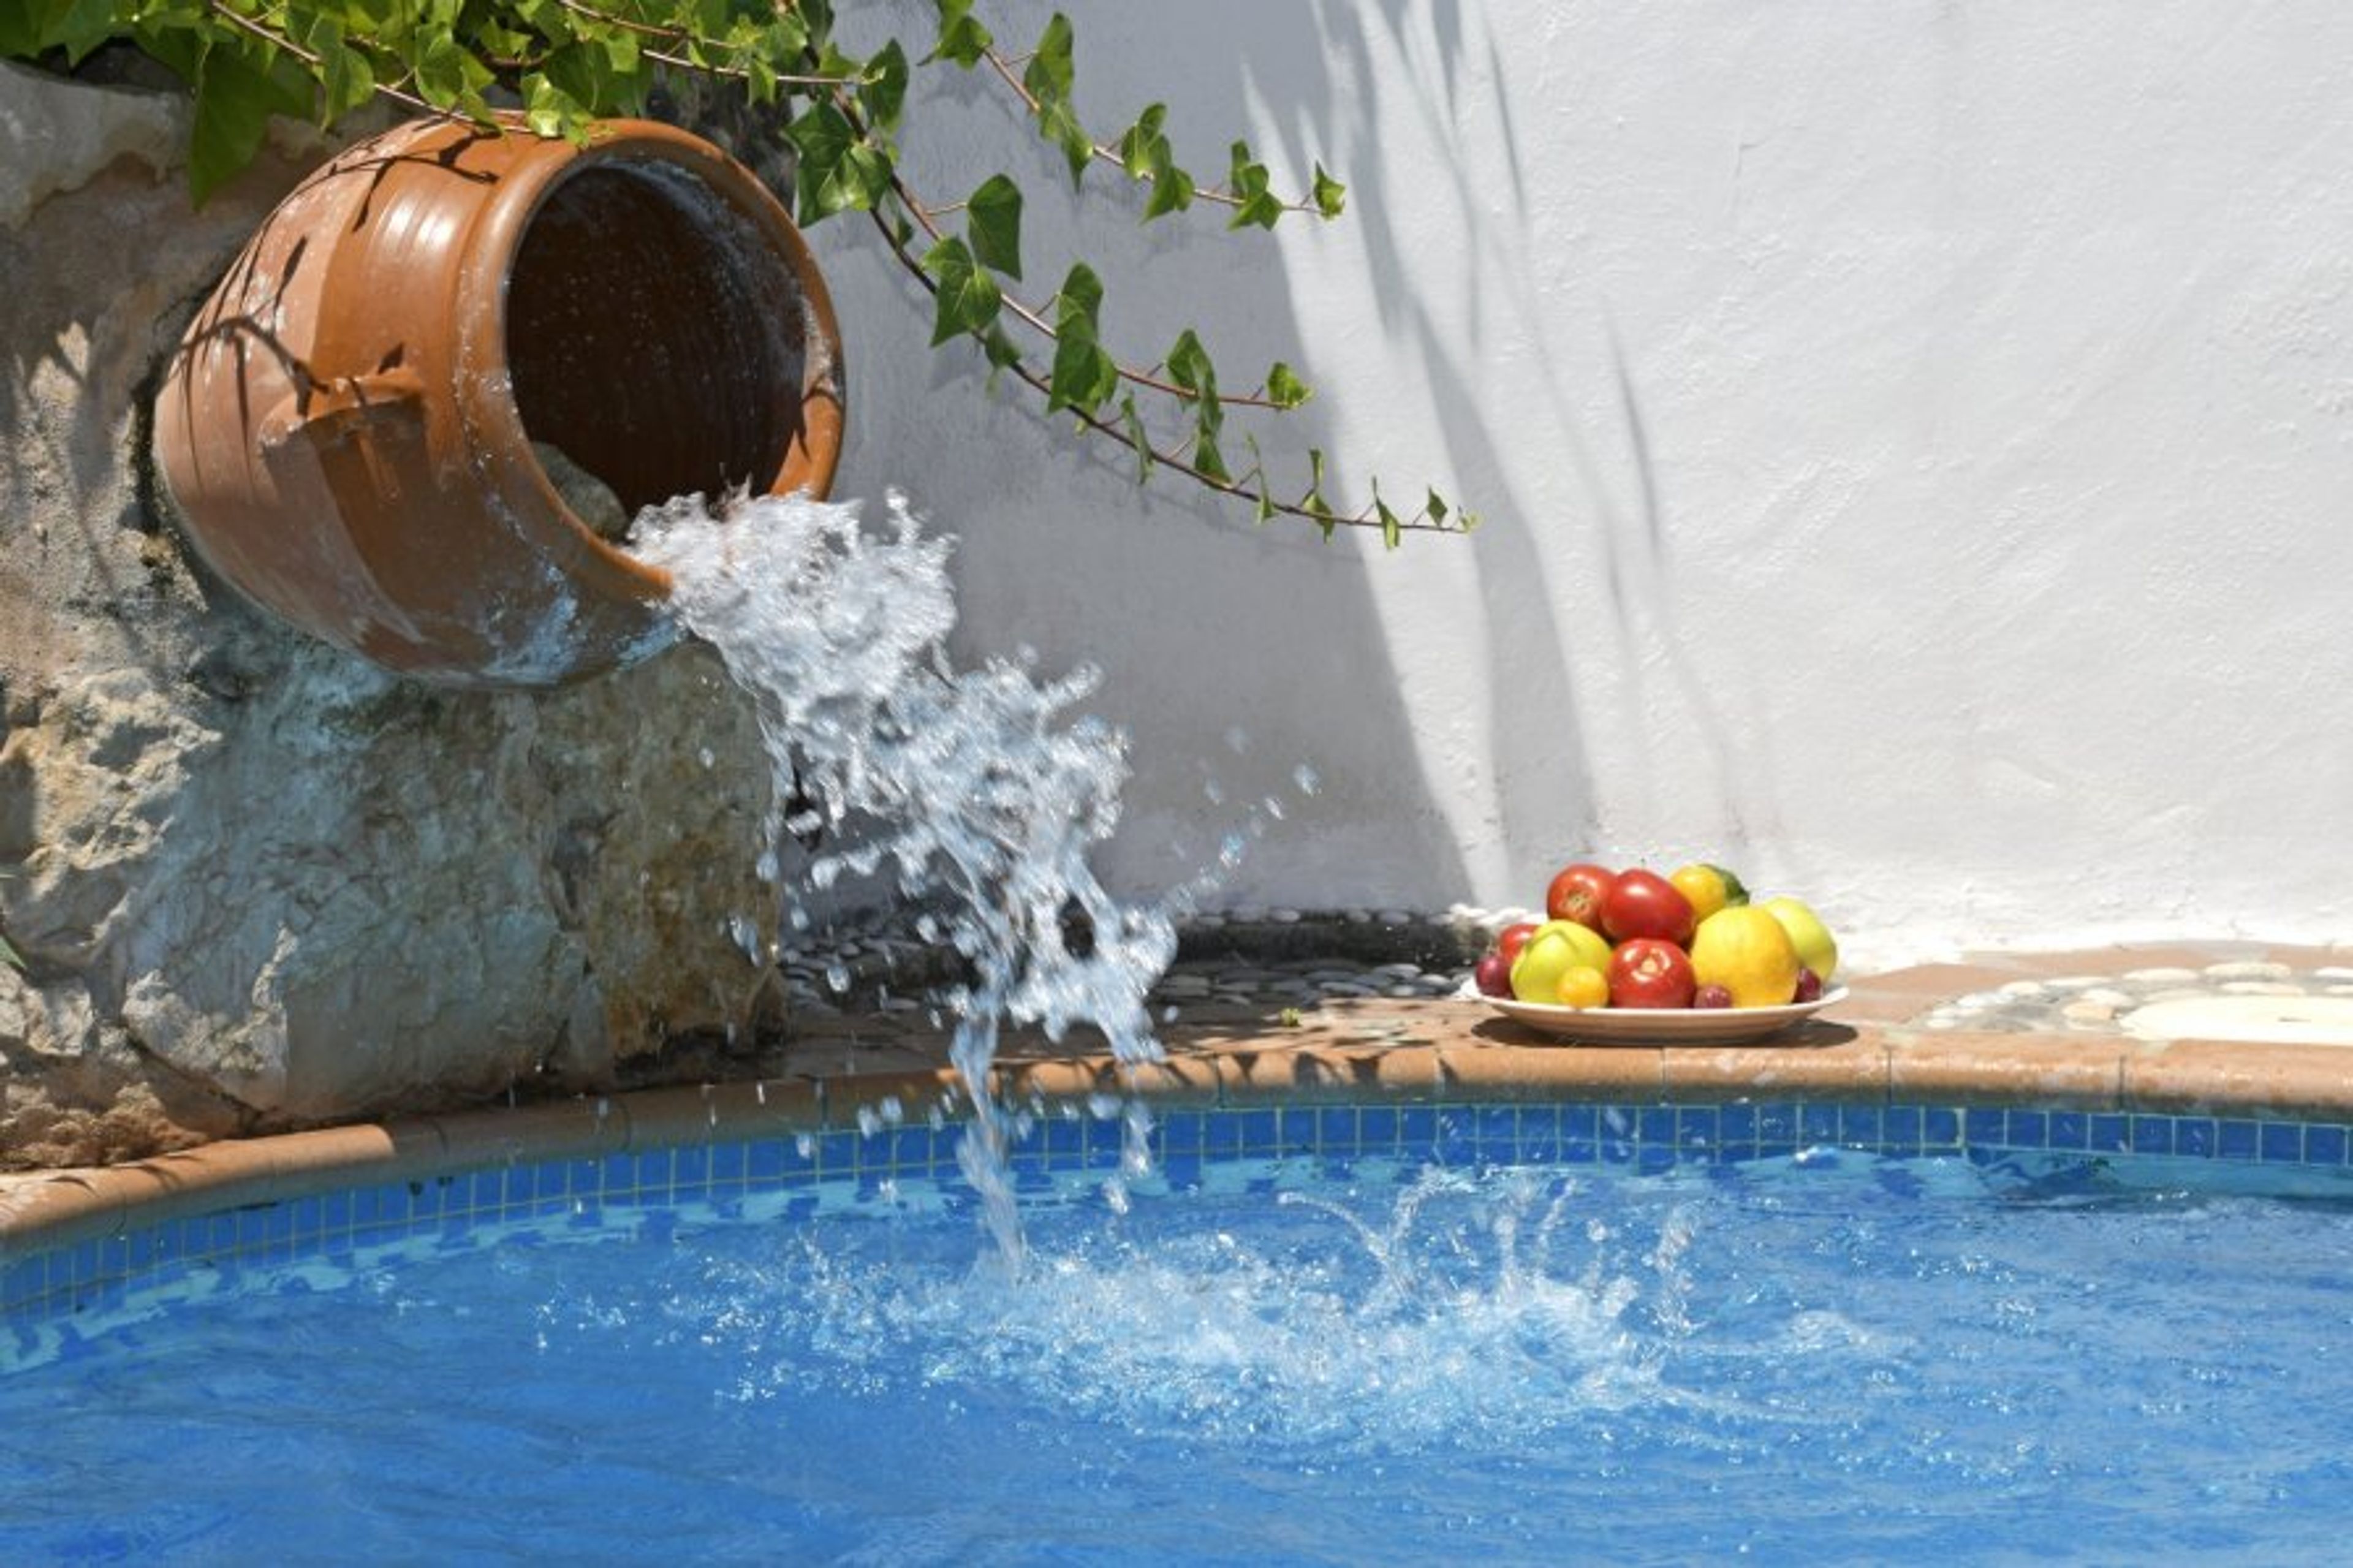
[1688,906,1801,1008]
[1668,863,1747,923]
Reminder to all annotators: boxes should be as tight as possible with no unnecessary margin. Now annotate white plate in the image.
[1485,988,1849,1046]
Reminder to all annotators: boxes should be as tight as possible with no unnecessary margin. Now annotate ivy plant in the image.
[4,1,1475,545]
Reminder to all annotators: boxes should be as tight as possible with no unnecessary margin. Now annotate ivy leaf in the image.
[1118,104,1167,181]
[317,34,379,125]
[522,73,590,142]
[860,38,909,134]
[1265,362,1311,410]
[1374,486,1403,550]
[982,324,1022,371]
[1312,162,1347,219]
[787,99,892,222]
[188,37,307,205]
[1118,393,1152,484]
[1226,142,1284,230]
[922,236,1001,346]
[1165,328,1221,439]
[599,27,638,77]
[1021,12,1075,99]
[1302,447,1336,538]
[17,0,114,64]
[1037,96,1090,187]
[412,28,495,118]
[1425,489,1450,529]
[928,0,993,67]
[1142,153,1194,221]
[966,173,1023,279]
[1021,15,1089,185]
[1047,263,1117,415]
[188,46,274,206]
[1193,430,1230,483]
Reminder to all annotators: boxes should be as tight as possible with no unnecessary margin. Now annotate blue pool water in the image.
[7,1102,2353,1562]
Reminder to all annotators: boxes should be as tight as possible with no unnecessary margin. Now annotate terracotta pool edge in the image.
[10,984,2353,1256]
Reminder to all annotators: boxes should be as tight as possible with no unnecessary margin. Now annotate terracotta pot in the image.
[155,115,845,688]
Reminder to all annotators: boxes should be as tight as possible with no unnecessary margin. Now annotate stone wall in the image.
[1,64,782,1169]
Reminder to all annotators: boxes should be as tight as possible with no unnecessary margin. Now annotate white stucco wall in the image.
[813,1,2353,968]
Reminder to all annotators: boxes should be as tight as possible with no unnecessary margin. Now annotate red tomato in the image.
[1606,937,1697,1009]
[1600,868,1696,945]
[1545,863,1618,930]
[1496,922,1540,965]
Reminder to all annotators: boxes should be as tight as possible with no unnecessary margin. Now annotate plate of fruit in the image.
[1471,861,1846,1045]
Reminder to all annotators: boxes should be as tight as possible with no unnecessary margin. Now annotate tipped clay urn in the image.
[155,115,846,688]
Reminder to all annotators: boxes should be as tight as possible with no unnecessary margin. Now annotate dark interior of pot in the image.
[506,162,811,521]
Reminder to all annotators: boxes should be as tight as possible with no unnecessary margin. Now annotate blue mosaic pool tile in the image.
[1158,1108,1205,1156]
[1039,1115,1082,1161]
[885,1126,934,1172]
[707,1141,745,1189]
[1881,1105,1921,1154]
[1841,1105,1884,1148]
[816,1130,858,1173]
[1517,1112,1562,1164]
[744,1138,787,1183]
[1964,1108,2006,1149]
[1316,1106,1357,1151]
[1474,1105,1519,1164]
[20,1095,2353,1334]
[1755,1103,1799,1145]
[1631,1106,1672,1151]
[1715,1102,1755,1147]
[1797,1102,1837,1146]
[1922,1107,1961,1149]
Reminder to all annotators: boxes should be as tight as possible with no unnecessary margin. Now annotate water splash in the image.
[629,491,1176,1265]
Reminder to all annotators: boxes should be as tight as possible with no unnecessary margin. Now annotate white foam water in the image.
[628,491,1177,1266]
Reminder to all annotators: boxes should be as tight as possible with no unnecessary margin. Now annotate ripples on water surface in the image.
[7,1150,2353,1562]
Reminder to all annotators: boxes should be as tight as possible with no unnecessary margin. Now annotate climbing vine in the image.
[4,1,1476,545]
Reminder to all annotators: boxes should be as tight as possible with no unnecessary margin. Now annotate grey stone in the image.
[0,83,785,1167]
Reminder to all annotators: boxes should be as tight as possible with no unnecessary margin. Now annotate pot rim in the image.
[447,115,847,607]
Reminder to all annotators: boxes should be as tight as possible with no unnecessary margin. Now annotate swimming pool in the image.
[8,1095,2353,1561]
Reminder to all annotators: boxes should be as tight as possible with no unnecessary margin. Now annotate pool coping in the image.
[4,940,2350,1257]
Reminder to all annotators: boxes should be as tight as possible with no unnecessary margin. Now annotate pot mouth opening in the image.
[505,157,818,540]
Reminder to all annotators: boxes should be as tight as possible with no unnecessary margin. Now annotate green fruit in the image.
[1510,920,1612,1002]
[1760,896,1838,985]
